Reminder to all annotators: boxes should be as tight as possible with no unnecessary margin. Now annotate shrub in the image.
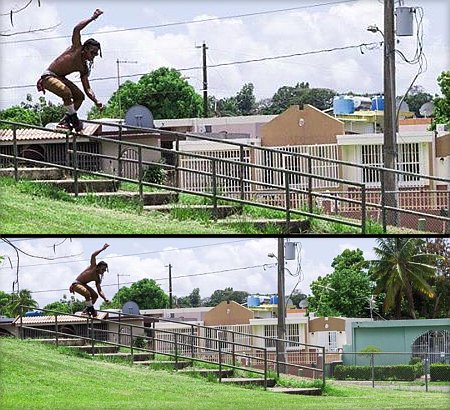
[334,364,418,381]
[430,363,450,381]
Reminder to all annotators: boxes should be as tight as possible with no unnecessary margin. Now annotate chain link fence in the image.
[324,352,450,392]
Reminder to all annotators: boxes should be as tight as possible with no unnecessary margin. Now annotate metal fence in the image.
[324,351,450,392]
[1,119,448,233]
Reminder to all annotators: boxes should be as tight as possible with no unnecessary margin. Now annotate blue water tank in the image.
[270,295,279,305]
[371,96,384,111]
[247,295,260,307]
[333,96,355,114]
[25,310,43,317]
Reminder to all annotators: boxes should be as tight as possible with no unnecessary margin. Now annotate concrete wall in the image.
[203,300,254,326]
[261,105,345,147]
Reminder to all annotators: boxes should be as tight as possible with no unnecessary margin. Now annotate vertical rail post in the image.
[322,346,326,388]
[231,332,236,368]
[264,348,268,391]
[211,159,218,221]
[285,171,291,233]
[55,313,59,347]
[239,145,245,203]
[218,337,222,383]
[380,169,387,233]
[72,133,79,197]
[138,146,143,201]
[174,332,178,366]
[308,156,313,214]
[361,184,367,234]
[118,124,123,178]
[130,324,134,364]
[12,125,18,181]
[371,353,375,388]
[65,133,70,167]
[90,316,95,356]
[19,305,23,340]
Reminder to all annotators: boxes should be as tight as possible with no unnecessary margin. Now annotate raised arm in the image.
[90,243,109,267]
[72,9,103,47]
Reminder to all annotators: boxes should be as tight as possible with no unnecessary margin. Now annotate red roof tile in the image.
[0,124,101,142]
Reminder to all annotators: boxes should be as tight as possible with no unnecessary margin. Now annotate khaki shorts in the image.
[41,76,85,108]
[70,282,98,303]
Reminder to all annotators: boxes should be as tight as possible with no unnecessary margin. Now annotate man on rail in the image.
[70,243,110,317]
[37,9,104,132]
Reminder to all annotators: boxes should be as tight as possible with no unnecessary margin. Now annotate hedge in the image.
[334,364,421,381]
[430,364,450,381]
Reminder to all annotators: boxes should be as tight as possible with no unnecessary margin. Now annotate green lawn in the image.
[0,178,237,234]
[1,338,448,410]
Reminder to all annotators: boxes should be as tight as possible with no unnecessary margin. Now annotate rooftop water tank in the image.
[371,96,384,111]
[333,96,355,115]
[25,310,43,317]
[270,295,279,305]
[247,295,260,307]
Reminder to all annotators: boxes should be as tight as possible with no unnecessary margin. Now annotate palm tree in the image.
[7,289,38,317]
[369,238,439,319]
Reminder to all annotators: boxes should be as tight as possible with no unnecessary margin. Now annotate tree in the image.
[432,70,450,130]
[0,105,40,128]
[43,295,86,315]
[289,289,308,308]
[174,288,201,308]
[6,289,38,317]
[204,287,249,307]
[307,249,373,317]
[0,290,11,317]
[414,238,450,318]
[236,83,256,115]
[402,85,433,117]
[102,278,169,310]
[369,238,439,319]
[89,67,203,120]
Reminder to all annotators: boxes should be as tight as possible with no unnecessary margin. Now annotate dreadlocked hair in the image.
[82,38,102,76]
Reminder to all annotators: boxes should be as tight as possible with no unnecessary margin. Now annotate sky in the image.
[0,236,386,309]
[0,0,448,118]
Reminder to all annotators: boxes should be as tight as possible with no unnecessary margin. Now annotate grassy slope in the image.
[0,181,237,235]
[1,338,448,410]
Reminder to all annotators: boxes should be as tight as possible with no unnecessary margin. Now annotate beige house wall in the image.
[261,105,345,147]
[101,138,161,174]
[203,300,254,326]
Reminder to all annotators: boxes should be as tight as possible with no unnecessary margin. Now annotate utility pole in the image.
[277,238,286,373]
[117,273,130,293]
[166,264,173,308]
[196,42,208,118]
[116,59,138,118]
[383,0,398,225]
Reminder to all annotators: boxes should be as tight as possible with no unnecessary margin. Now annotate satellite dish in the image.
[299,300,309,309]
[419,101,435,118]
[396,99,410,112]
[122,301,140,315]
[125,105,154,128]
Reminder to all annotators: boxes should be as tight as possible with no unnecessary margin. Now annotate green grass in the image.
[1,338,448,410]
[0,177,237,234]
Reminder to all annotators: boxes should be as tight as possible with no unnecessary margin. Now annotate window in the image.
[328,331,338,352]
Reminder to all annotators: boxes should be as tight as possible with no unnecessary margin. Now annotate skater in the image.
[70,243,110,317]
[37,9,104,132]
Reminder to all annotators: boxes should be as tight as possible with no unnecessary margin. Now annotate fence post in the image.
[308,157,313,215]
[380,169,387,233]
[19,305,23,340]
[361,185,367,234]
[424,356,429,392]
[138,146,143,202]
[239,146,245,203]
[285,171,291,233]
[130,324,134,364]
[275,340,280,378]
[190,325,195,359]
[174,332,178,366]
[118,313,121,346]
[12,125,18,181]
[90,316,95,356]
[371,353,375,388]
[211,159,218,221]
[55,313,59,347]
[65,133,70,167]
[231,332,236,368]
[118,124,123,178]
[218,338,222,383]
[264,348,268,391]
[72,133,79,198]
[322,346,326,388]
[175,138,180,188]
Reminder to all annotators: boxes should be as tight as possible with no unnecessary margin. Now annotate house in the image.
[342,318,450,365]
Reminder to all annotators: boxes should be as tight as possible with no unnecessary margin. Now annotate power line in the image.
[0,0,358,45]
[27,263,269,295]
[0,41,382,91]
[0,238,254,270]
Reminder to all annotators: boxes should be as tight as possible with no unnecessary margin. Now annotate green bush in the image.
[430,363,450,381]
[334,364,418,381]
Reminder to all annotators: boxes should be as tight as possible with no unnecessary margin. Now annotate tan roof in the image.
[13,311,108,325]
[0,124,101,142]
